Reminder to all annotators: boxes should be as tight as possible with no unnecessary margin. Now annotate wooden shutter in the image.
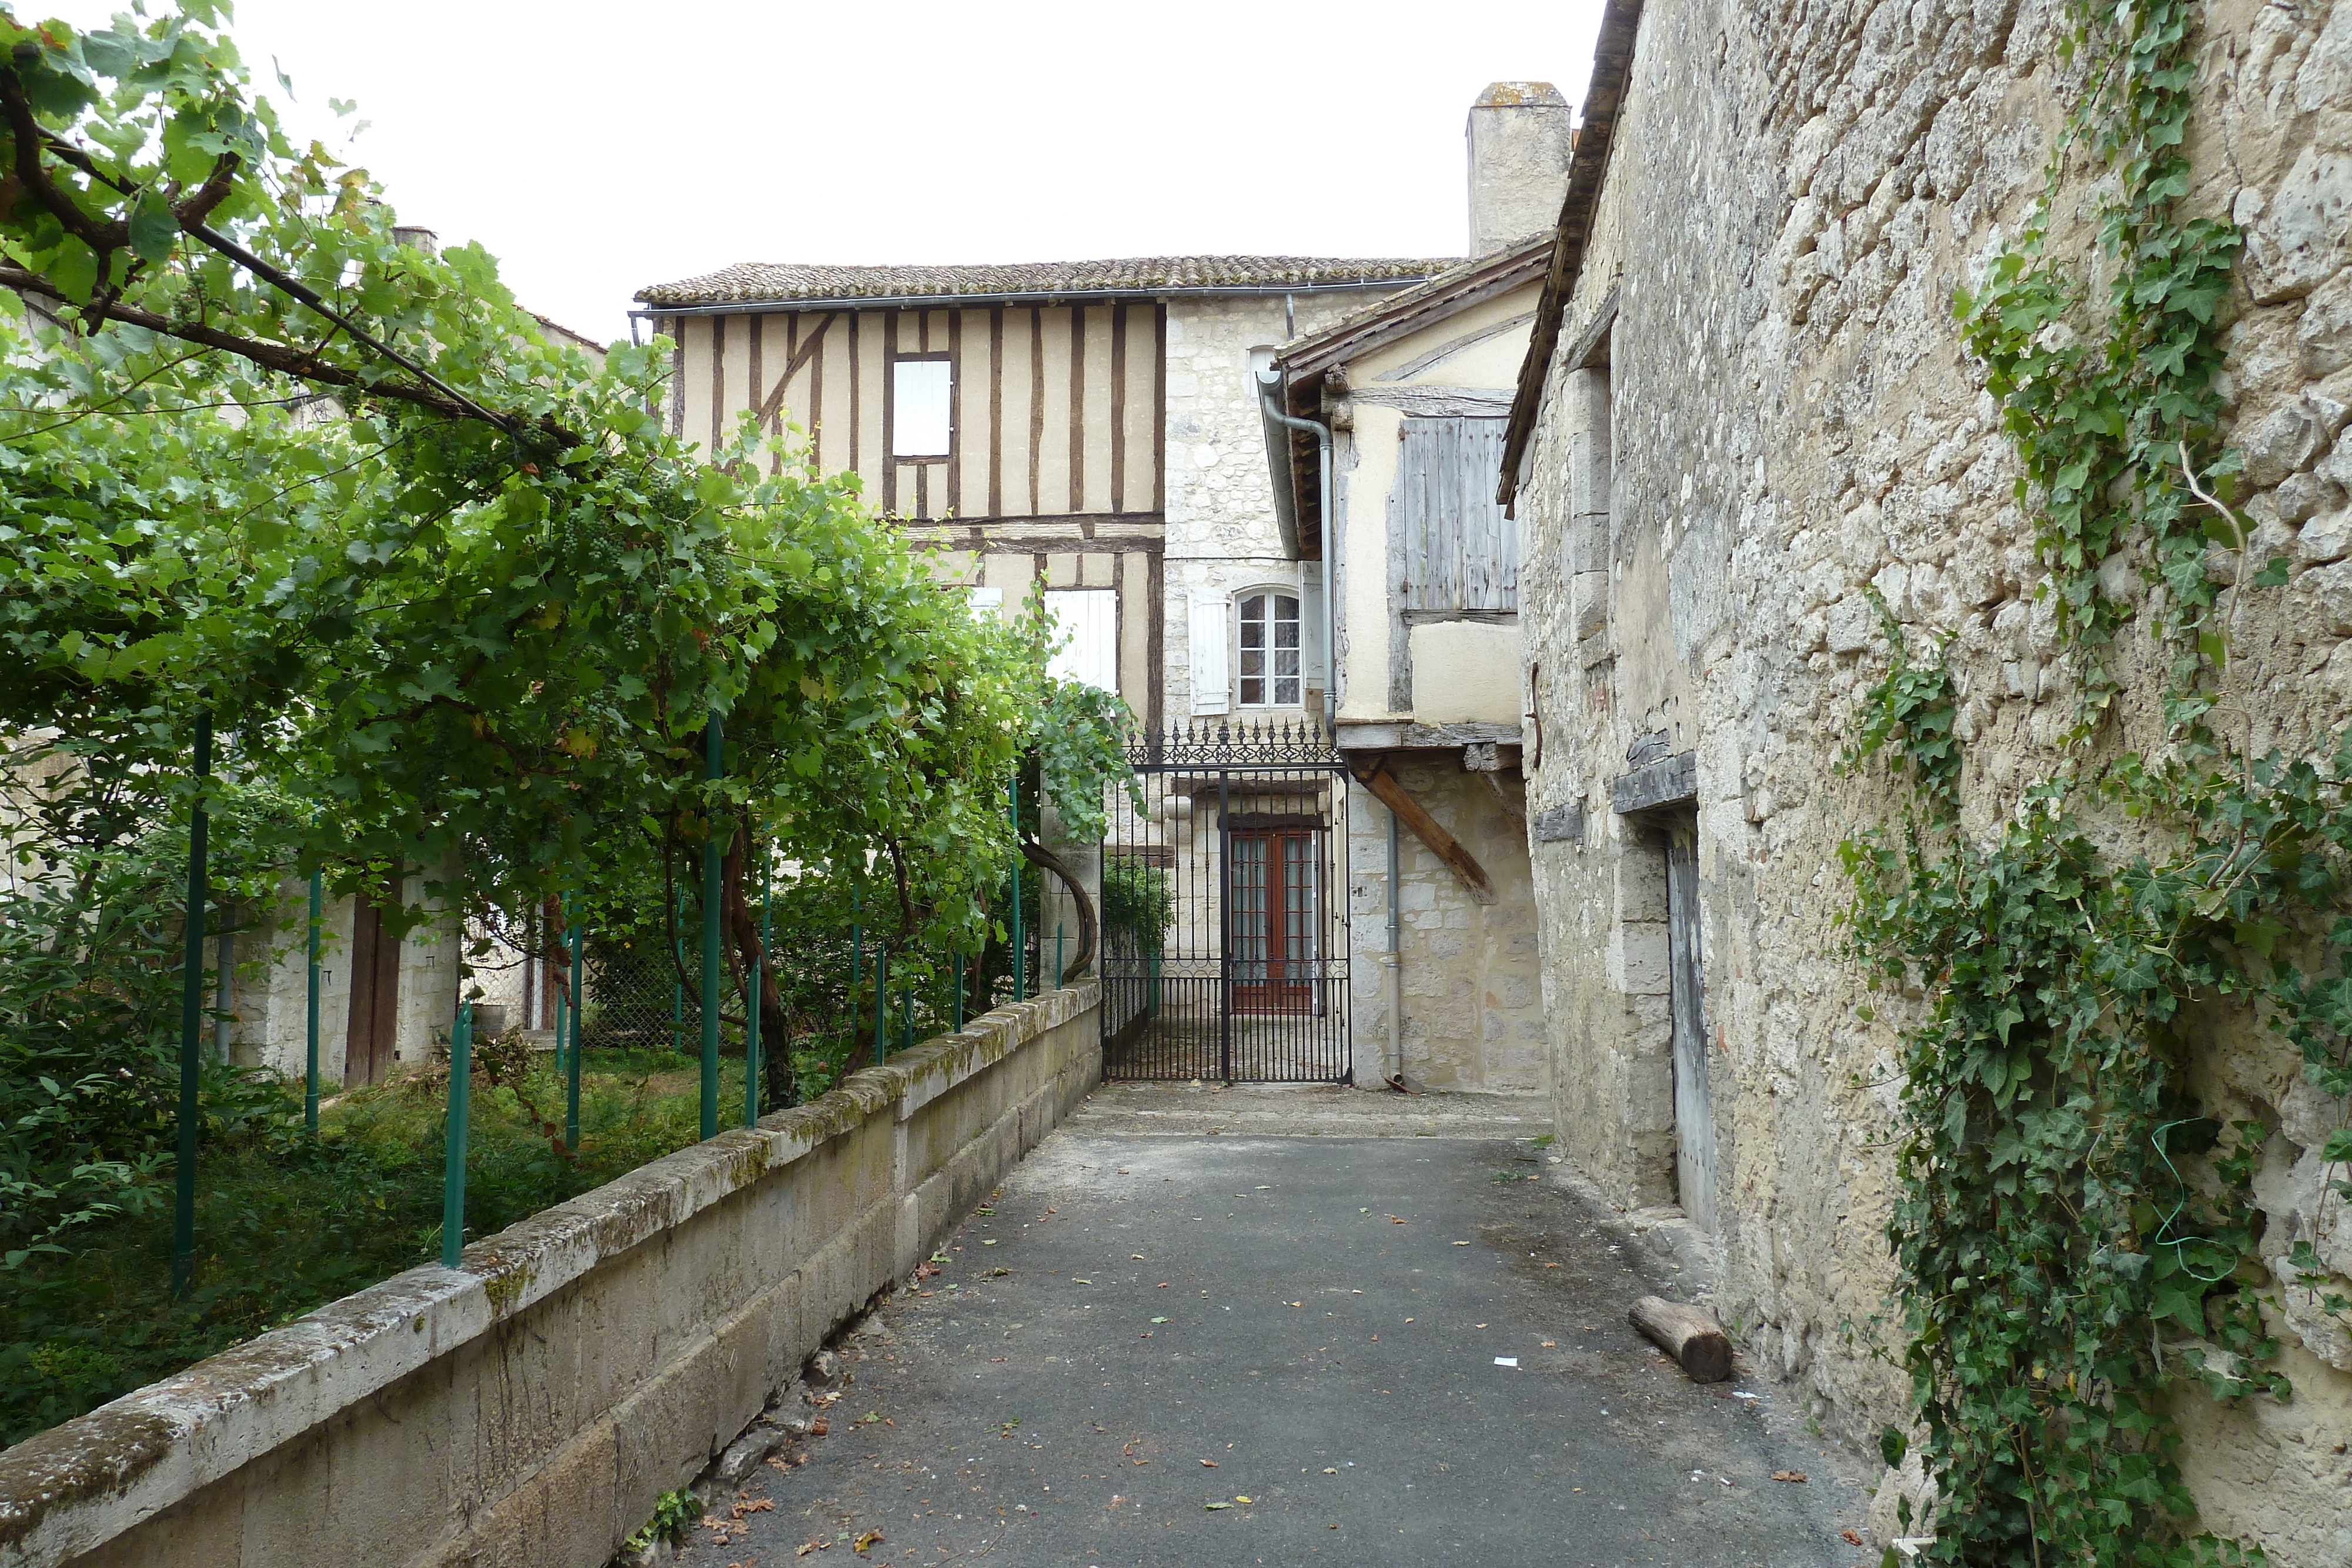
[1045,589,1119,696]
[1190,593,1230,714]
[1398,417,1515,613]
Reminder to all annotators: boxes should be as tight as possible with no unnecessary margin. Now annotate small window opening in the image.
[1237,591,1301,707]
[891,358,951,457]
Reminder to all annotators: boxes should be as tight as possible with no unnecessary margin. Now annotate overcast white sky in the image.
[52,1,1607,343]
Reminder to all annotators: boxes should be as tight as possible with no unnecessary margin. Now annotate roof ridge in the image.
[634,254,1462,308]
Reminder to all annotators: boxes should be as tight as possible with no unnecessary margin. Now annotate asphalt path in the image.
[677,1092,1863,1568]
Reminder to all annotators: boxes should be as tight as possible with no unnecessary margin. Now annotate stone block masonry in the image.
[1345,762,1545,1093]
[1162,293,1388,719]
[0,985,1101,1568]
[1511,0,2352,1556]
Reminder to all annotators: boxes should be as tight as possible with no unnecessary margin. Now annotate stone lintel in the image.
[1612,751,1697,815]
[1334,720,1522,753]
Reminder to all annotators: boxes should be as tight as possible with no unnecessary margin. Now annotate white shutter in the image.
[1190,593,1231,714]
[1045,589,1119,695]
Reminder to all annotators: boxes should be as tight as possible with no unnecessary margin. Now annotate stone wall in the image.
[1161,293,1395,720]
[1514,0,2351,1556]
[1345,765,1546,1093]
[0,985,1101,1568]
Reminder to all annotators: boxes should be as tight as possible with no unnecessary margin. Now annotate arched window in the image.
[1235,590,1301,708]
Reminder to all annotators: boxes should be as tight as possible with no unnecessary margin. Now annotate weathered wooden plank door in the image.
[1664,821,1715,1230]
[343,885,402,1086]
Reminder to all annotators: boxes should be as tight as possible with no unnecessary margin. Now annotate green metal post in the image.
[746,855,768,1128]
[553,896,570,1080]
[700,713,724,1141]
[305,868,322,1136]
[953,954,965,1031]
[873,947,888,1067]
[565,910,582,1152]
[171,711,213,1299]
[442,999,474,1269]
[1148,951,1161,1016]
[1010,772,1024,1004]
[671,885,686,1056]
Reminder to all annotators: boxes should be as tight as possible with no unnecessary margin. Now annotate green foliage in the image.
[0,0,1139,1442]
[1844,590,1962,810]
[0,1042,744,1444]
[1952,0,2241,718]
[1101,856,1174,958]
[624,1488,700,1552]
[1843,4,2352,1563]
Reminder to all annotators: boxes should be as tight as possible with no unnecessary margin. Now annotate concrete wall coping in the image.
[0,982,1098,1567]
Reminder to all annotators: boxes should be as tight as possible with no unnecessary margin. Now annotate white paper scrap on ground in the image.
[1494,1356,1518,1367]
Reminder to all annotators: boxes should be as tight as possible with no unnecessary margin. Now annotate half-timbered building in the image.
[631,258,1458,729]
[632,82,1571,1090]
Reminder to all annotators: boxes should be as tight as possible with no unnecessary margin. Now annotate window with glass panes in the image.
[1236,591,1301,707]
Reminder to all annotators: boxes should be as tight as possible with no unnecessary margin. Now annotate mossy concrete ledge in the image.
[0,982,1101,1568]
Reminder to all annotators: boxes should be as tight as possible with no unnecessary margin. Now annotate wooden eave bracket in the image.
[1351,757,1498,905]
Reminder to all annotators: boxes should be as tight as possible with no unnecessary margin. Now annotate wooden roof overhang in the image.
[1259,236,1555,561]
[1497,0,1644,516]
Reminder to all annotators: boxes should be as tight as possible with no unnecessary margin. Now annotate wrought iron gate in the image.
[1101,721,1351,1082]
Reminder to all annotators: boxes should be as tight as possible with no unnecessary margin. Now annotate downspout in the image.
[1257,387,1335,722]
[1384,798,1404,1086]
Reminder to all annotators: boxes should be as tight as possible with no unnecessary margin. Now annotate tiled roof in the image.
[634,255,1456,307]
[1274,233,1553,375]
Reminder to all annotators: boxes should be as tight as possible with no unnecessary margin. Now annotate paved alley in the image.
[678,1085,1869,1568]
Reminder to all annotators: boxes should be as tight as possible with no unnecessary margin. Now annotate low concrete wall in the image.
[0,984,1101,1568]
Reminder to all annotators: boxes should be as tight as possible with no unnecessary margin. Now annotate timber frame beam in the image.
[1349,755,1498,905]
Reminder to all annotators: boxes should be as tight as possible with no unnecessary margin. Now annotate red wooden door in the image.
[1231,829,1317,1014]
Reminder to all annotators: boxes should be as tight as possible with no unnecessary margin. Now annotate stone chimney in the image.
[391,225,440,259]
[1466,82,1572,258]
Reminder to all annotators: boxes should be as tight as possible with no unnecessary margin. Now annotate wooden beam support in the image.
[1352,757,1498,905]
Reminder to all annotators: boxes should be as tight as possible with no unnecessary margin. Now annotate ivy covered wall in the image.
[1515,0,2351,1560]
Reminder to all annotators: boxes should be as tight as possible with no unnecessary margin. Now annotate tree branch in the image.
[0,262,494,423]
[0,69,126,253]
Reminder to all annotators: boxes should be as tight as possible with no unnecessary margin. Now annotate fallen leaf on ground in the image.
[1150,1316,1169,1323]
[1204,1502,1231,1510]
[796,1543,828,1557]
[1842,1529,1865,1546]
[1773,1470,1808,1483]
[810,1418,828,1436]
[1235,1495,1252,1503]
[853,1527,885,1553]
[1200,1459,1218,1467]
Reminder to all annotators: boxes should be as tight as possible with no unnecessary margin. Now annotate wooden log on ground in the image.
[1629,1296,1733,1382]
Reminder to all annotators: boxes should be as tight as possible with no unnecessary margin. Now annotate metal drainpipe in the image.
[1384,803,1403,1085]
[1257,391,1335,720]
